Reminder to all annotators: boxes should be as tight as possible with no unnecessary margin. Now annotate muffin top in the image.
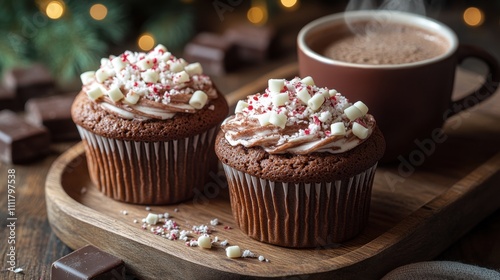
[79,44,220,120]
[72,45,228,141]
[216,77,385,182]
[221,77,376,155]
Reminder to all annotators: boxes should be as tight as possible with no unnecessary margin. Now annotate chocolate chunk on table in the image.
[0,110,50,164]
[184,32,238,75]
[223,24,277,64]
[51,245,125,280]
[2,64,56,105]
[25,94,79,141]
[0,84,21,111]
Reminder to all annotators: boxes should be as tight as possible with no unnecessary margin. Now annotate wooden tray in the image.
[46,65,500,279]
[45,142,500,279]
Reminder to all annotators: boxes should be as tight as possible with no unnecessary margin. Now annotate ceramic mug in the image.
[298,10,500,161]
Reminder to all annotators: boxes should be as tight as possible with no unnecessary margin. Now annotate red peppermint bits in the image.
[247,105,254,110]
[304,129,310,135]
[313,116,321,125]
[121,53,129,62]
[253,96,259,101]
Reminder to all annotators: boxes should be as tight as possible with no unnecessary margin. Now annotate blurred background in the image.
[0,0,498,90]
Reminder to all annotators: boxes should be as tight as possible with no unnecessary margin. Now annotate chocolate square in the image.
[183,32,238,75]
[0,110,50,164]
[25,94,79,141]
[0,84,21,111]
[2,64,56,105]
[51,245,125,280]
[224,24,277,64]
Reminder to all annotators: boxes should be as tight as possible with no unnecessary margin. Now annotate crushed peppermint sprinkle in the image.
[242,250,257,258]
[210,218,219,226]
[80,44,218,120]
[219,239,229,246]
[192,224,211,235]
[222,76,376,155]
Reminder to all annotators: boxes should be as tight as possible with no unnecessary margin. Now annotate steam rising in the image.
[346,0,426,15]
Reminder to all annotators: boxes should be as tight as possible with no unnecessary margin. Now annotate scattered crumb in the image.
[164,212,170,219]
[210,218,219,226]
[242,250,257,258]
[224,226,232,230]
[80,187,87,194]
[133,219,138,223]
[145,206,151,211]
[174,208,179,213]
[120,210,128,215]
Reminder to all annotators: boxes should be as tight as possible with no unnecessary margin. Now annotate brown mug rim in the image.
[297,10,459,69]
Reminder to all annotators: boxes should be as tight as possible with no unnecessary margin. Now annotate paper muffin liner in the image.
[222,163,378,248]
[77,125,217,205]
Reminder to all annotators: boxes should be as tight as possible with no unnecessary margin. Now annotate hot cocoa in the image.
[319,21,449,65]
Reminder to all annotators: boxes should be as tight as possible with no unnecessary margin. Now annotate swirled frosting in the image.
[79,44,218,120]
[221,77,376,155]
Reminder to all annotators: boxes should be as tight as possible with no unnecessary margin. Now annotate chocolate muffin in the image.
[215,77,385,247]
[72,45,228,204]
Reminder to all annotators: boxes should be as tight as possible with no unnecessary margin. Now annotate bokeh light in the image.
[46,0,64,19]
[247,6,267,25]
[280,0,299,10]
[138,33,155,51]
[463,7,484,27]
[90,4,108,21]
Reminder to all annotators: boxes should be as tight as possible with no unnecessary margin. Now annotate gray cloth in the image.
[382,261,500,280]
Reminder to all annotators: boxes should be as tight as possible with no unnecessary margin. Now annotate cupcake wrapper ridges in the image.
[222,163,378,247]
[77,125,217,204]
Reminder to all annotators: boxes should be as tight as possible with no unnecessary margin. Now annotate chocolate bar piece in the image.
[0,84,21,111]
[25,94,79,141]
[184,32,238,75]
[51,245,125,280]
[224,24,277,63]
[2,64,56,105]
[0,110,50,164]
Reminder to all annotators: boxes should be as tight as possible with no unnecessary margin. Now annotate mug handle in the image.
[446,44,500,119]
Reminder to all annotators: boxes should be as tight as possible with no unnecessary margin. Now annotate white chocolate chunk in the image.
[107,86,124,103]
[353,101,369,116]
[268,79,284,94]
[100,58,110,66]
[159,52,172,62]
[145,213,159,225]
[301,76,315,86]
[257,113,271,126]
[226,245,242,258]
[137,59,153,71]
[185,62,203,76]
[344,105,363,121]
[234,100,249,113]
[141,69,159,83]
[86,85,104,100]
[307,94,325,111]
[80,71,95,85]
[189,90,208,109]
[175,71,190,84]
[352,122,369,139]
[329,89,338,97]
[154,44,167,52]
[95,68,111,83]
[168,61,184,73]
[124,92,140,105]
[198,235,212,249]
[112,56,127,71]
[330,122,346,136]
[269,112,287,129]
[272,92,289,107]
[296,87,311,104]
[320,89,330,99]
